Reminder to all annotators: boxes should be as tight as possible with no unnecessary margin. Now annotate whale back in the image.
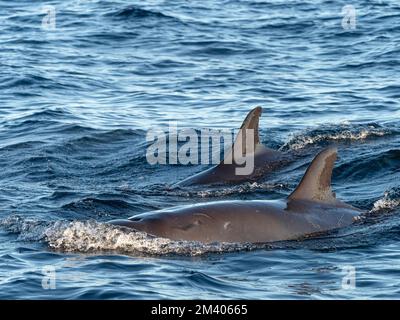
[175,106,285,186]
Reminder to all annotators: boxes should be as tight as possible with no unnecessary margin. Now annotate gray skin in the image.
[176,106,290,186]
[109,147,363,243]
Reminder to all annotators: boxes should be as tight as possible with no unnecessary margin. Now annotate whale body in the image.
[176,106,289,186]
[109,147,363,243]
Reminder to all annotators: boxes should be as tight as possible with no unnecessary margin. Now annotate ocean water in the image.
[0,0,399,299]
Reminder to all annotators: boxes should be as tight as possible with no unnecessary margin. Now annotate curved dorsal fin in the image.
[237,106,261,147]
[288,147,338,204]
[224,106,262,161]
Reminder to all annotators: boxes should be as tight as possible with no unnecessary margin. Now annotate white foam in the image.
[185,182,286,198]
[0,215,260,256]
[371,188,400,213]
[44,220,259,255]
[282,124,389,151]
[372,198,400,212]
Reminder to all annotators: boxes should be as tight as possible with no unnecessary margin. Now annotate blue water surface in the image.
[0,0,399,299]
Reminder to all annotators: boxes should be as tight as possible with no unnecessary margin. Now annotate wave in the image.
[66,128,145,145]
[0,126,145,156]
[104,5,179,22]
[280,123,396,151]
[61,197,133,211]
[120,181,290,199]
[46,220,262,255]
[1,108,83,128]
[0,73,83,92]
[0,215,53,241]
[0,140,47,151]
[333,149,400,182]
[371,187,400,213]
[0,216,260,256]
[184,182,288,198]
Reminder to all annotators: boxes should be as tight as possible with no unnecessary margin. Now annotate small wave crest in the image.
[105,5,177,22]
[120,181,289,199]
[280,123,394,151]
[193,182,288,198]
[371,187,400,213]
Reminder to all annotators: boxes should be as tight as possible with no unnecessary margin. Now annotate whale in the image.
[175,106,290,186]
[109,147,363,243]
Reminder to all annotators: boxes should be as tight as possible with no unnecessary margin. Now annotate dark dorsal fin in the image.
[288,147,338,204]
[237,106,261,147]
[223,107,262,162]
